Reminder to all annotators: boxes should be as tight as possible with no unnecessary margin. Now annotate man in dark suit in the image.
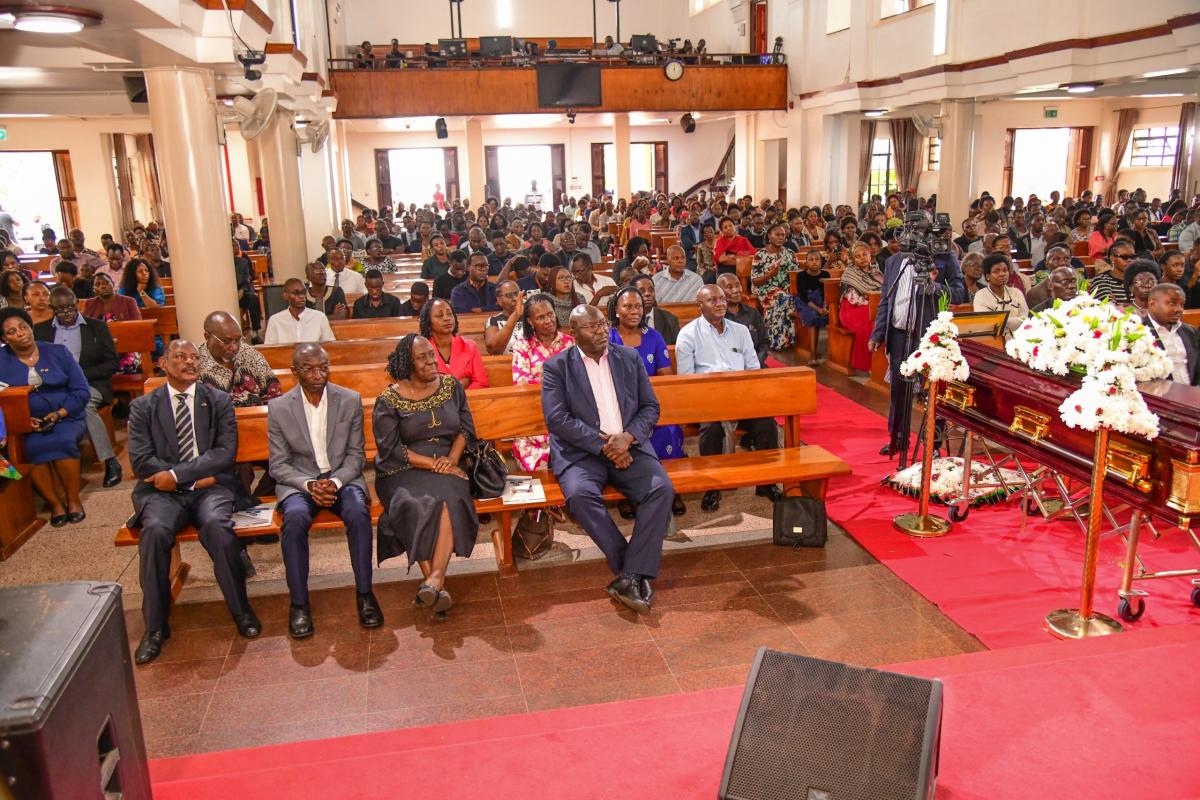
[1144,283,1200,385]
[630,274,680,345]
[267,343,382,638]
[35,286,122,486]
[128,340,260,664]
[541,304,675,613]
[679,217,705,271]
[869,248,965,456]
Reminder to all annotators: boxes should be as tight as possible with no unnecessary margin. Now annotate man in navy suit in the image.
[679,216,706,271]
[869,247,965,456]
[128,340,260,664]
[541,304,675,613]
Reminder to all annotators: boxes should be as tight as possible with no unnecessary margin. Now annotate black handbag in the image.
[772,496,828,549]
[461,440,508,500]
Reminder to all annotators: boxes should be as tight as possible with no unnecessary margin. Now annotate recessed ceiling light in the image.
[1143,68,1188,78]
[1135,93,1184,98]
[2,5,102,33]
[1062,82,1100,94]
[864,109,886,117]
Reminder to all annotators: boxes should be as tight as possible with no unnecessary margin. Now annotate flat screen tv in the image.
[536,63,602,108]
[480,36,513,58]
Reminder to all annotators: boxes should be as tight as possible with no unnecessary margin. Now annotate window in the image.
[1128,126,1178,167]
[826,2,851,33]
[867,138,898,200]
[881,0,934,19]
[926,136,940,171]
[692,0,721,14]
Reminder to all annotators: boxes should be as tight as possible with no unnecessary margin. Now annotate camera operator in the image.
[868,213,966,458]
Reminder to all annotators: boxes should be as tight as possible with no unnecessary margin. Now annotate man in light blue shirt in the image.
[676,284,780,511]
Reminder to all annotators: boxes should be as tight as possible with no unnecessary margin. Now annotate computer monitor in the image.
[480,35,513,58]
[438,38,468,58]
[630,34,658,54]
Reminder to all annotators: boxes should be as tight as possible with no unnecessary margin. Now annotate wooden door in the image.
[591,143,606,198]
[550,144,566,210]
[484,145,500,202]
[752,0,768,54]
[1001,128,1015,199]
[653,142,669,194]
[374,149,392,211]
[1067,127,1093,199]
[443,147,460,204]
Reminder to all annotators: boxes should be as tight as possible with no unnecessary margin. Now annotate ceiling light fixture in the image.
[1143,68,1188,78]
[864,109,886,118]
[1062,82,1100,94]
[2,4,102,33]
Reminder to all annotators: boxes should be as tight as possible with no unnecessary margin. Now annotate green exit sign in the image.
[1044,107,1058,119]
[0,128,6,141]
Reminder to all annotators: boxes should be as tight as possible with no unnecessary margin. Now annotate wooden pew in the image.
[109,320,158,397]
[866,291,890,393]
[329,313,491,340]
[823,277,856,374]
[115,368,849,582]
[141,305,179,338]
[0,386,44,559]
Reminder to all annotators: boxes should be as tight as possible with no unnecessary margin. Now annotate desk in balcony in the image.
[329,60,788,118]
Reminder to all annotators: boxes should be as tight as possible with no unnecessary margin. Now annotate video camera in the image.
[898,210,952,272]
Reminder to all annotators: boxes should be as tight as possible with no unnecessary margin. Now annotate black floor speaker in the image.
[719,648,942,800]
[0,582,152,800]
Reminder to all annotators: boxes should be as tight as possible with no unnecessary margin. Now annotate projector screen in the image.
[535,63,602,108]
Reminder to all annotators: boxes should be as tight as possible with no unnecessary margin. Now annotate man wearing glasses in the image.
[33,285,122,486]
[198,310,281,408]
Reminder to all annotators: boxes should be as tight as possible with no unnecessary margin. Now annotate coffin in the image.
[938,341,1200,528]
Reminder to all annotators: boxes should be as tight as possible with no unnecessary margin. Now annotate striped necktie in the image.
[175,393,196,462]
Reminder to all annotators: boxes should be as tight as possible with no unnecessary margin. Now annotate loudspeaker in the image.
[720,648,942,800]
[435,117,448,139]
[0,582,152,799]
[122,76,148,104]
[680,113,696,134]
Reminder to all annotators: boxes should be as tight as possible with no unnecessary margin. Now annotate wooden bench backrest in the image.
[223,367,815,463]
[142,305,179,337]
[1184,309,1200,328]
[108,320,158,378]
[329,313,491,340]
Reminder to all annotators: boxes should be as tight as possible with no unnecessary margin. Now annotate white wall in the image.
[344,118,734,211]
[339,0,746,56]
[0,116,153,239]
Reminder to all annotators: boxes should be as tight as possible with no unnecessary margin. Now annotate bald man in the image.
[652,244,704,303]
[129,339,260,664]
[268,343,380,637]
[199,310,281,407]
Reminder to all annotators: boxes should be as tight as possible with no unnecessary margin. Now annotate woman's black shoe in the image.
[49,513,68,528]
[671,496,686,516]
[618,500,636,519]
[66,510,87,524]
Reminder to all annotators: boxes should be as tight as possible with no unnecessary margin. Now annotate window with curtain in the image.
[867,138,898,200]
[1127,126,1179,167]
[881,0,934,18]
[926,136,940,171]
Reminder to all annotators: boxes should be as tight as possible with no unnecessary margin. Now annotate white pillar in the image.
[465,117,486,208]
[614,113,632,200]
[785,106,805,208]
[332,120,353,223]
[143,67,237,341]
[734,112,758,199]
[258,109,309,283]
[299,143,338,257]
[938,99,976,226]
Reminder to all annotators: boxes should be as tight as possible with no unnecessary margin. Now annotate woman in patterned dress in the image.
[750,222,799,351]
[510,293,574,470]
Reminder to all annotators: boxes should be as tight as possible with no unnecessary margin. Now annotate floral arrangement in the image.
[885,457,1023,506]
[1005,294,1172,439]
[900,311,969,384]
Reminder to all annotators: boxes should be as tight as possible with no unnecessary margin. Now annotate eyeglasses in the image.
[575,321,609,333]
[206,331,242,347]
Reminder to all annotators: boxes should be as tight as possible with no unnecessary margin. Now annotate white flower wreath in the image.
[900,311,969,384]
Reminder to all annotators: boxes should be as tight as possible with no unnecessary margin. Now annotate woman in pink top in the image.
[510,293,574,470]
[1088,213,1118,258]
[421,298,489,389]
[627,206,652,241]
[713,216,757,279]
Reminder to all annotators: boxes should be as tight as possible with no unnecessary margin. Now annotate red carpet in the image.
[149,625,1200,799]
[801,384,1200,648]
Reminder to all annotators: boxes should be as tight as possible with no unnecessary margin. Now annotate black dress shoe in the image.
[102,458,123,487]
[638,577,655,609]
[66,509,87,524]
[755,485,782,502]
[605,575,650,614]
[671,495,686,516]
[49,513,68,528]
[357,591,383,628]
[288,605,314,639]
[234,611,262,638]
[134,627,170,664]
[701,490,721,512]
[879,442,897,456]
[617,500,636,520]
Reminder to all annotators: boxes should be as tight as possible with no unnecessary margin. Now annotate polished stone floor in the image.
[1,364,981,758]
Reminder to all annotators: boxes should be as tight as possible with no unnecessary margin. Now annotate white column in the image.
[331,120,353,223]
[299,143,338,256]
[465,117,486,208]
[937,99,976,227]
[734,112,758,199]
[614,113,632,201]
[785,106,805,208]
[143,67,237,341]
[258,109,309,283]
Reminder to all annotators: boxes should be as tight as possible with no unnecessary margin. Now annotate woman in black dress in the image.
[373,334,479,615]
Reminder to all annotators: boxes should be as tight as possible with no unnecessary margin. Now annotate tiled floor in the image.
[127,528,983,758]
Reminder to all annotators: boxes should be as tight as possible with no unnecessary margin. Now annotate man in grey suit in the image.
[268,343,381,638]
[129,340,259,664]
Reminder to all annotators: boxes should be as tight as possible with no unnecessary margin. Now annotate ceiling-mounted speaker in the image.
[123,75,148,104]
[680,113,696,134]
[435,117,448,139]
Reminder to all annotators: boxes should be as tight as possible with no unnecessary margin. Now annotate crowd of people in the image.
[3,180,1199,664]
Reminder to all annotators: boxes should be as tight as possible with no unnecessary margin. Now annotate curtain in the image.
[857,120,877,199]
[1170,102,1196,199]
[1105,108,1137,205]
[892,118,923,194]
